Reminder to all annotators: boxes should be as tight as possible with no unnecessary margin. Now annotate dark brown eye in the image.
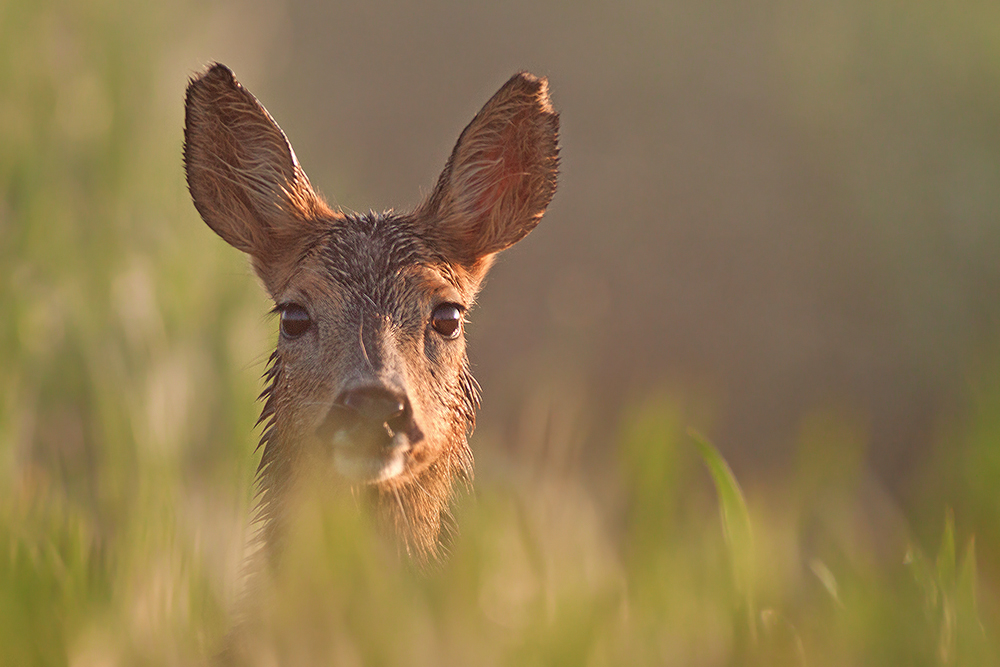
[280,304,312,338]
[431,303,462,338]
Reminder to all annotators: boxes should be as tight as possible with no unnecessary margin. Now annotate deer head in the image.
[183,64,558,561]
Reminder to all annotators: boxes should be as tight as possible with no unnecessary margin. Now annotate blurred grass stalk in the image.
[690,429,757,647]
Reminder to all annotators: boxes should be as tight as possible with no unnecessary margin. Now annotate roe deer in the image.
[183,64,559,563]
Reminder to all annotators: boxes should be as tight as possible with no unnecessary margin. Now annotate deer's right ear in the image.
[184,64,331,294]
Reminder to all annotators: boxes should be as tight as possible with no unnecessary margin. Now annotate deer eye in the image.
[280,303,312,338]
[431,303,462,338]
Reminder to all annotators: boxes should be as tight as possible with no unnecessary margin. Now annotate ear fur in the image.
[417,72,559,269]
[183,63,333,295]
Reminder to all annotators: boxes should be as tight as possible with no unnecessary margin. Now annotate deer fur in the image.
[183,63,559,563]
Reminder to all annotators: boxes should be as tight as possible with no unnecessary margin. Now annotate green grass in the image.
[2,0,999,664]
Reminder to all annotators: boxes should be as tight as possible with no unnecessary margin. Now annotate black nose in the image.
[336,386,408,428]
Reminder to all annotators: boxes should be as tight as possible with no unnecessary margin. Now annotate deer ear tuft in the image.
[417,72,559,267]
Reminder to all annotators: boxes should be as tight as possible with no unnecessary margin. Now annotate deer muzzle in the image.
[318,384,419,483]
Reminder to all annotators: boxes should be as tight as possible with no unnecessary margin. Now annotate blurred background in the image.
[2,0,999,663]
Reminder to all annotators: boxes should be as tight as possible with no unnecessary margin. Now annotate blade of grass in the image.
[938,510,957,664]
[689,429,756,644]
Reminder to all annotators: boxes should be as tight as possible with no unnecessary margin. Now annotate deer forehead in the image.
[280,213,464,323]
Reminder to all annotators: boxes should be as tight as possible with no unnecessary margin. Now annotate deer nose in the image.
[336,386,408,428]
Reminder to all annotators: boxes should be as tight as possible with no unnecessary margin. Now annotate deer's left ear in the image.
[416,72,559,271]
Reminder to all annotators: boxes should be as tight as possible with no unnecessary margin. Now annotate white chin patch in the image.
[331,430,407,483]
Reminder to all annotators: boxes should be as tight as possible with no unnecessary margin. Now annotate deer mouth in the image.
[317,410,413,483]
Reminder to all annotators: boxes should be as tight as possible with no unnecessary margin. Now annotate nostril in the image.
[385,408,410,435]
[336,386,408,427]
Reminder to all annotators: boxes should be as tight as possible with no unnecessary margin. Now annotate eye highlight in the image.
[279,303,312,338]
[431,303,463,338]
